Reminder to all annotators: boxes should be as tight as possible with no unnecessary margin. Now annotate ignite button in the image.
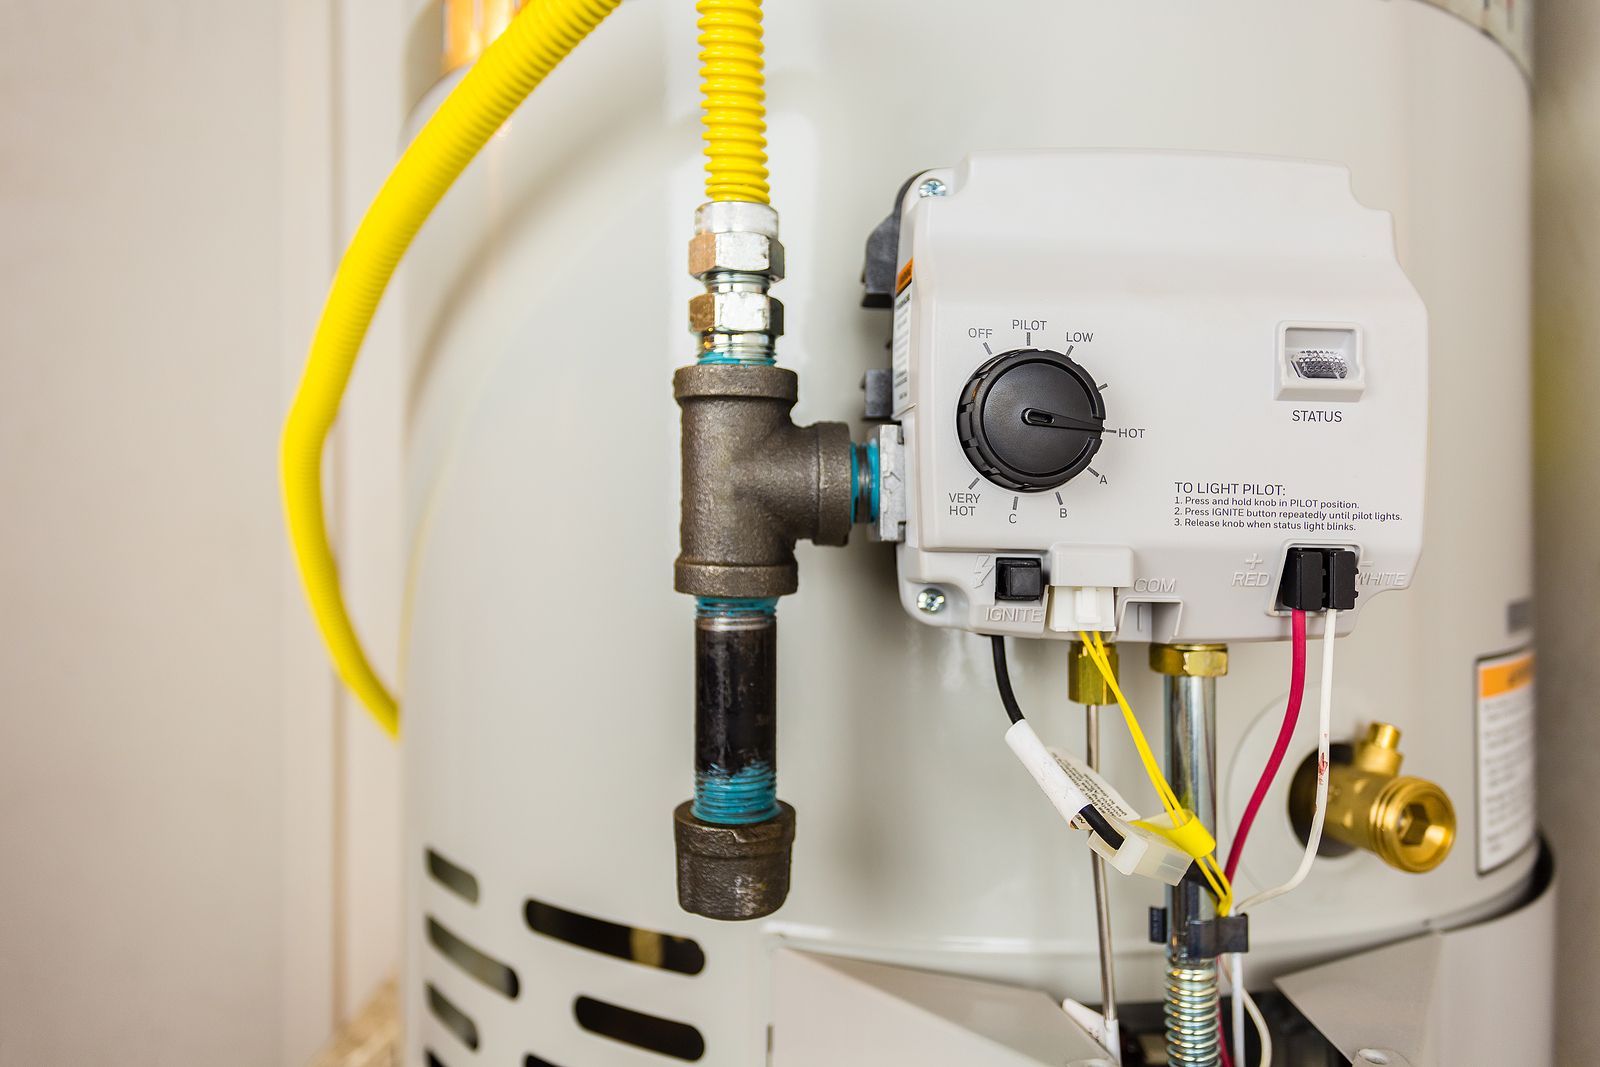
[995,557,1044,602]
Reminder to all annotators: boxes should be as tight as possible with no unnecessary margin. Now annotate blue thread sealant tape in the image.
[694,762,780,825]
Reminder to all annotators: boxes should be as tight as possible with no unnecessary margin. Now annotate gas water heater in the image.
[283,1,1551,1064]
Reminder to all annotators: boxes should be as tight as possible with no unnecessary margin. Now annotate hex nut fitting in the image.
[688,291,785,337]
[694,199,779,239]
[1149,643,1229,677]
[689,231,785,281]
[1069,640,1119,705]
[673,801,796,921]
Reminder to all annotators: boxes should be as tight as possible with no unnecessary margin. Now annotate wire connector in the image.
[1325,548,1359,611]
[1087,815,1195,887]
[1011,732,1194,888]
[1048,585,1117,633]
[1278,546,1360,612]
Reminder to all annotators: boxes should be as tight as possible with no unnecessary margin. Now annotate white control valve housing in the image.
[889,151,1428,642]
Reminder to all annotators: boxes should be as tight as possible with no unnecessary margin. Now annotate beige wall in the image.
[0,2,297,1064]
[1534,1,1600,1063]
[0,2,403,1064]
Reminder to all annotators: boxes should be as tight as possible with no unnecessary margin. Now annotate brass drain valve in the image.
[1290,722,1456,873]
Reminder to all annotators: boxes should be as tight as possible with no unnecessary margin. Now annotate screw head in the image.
[916,588,947,614]
[1355,1050,1405,1066]
[916,177,948,198]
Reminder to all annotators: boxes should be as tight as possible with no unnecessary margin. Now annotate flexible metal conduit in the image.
[696,0,770,204]
[281,0,621,736]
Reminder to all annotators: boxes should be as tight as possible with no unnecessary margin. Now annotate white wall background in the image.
[0,0,1594,1063]
[1533,1,1600,1063]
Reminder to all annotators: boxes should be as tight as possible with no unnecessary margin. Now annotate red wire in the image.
[1217,610,1308,1065]
[1224,609,1307,883]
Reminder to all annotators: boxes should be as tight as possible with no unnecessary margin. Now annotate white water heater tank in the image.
[397,2,1539,1064]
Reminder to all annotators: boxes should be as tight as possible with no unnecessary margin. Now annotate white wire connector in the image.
[1006,723,1192,887]
[1086,814,1193,887]
[1048,585,1117,633]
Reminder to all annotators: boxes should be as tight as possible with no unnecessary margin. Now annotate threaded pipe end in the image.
[693,762,779,824]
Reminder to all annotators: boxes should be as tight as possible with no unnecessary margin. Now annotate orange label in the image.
[1479,652,1534,698]
[895,258,914,295]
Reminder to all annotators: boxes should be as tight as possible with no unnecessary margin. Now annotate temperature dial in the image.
[956,348,1105,492]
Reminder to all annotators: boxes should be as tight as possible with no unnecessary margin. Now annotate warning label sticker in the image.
[1475,649,1536,874]
[1051,748,1139,822]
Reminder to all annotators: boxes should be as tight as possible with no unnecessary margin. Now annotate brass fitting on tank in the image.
[1068,639,1119,704]
[1149,643,1229,678]
[1290,722,1456,873]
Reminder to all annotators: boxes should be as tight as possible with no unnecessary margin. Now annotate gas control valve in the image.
[880,150,1429,643]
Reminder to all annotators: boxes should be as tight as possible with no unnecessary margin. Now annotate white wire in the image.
[1240,980,1274,1067]
[1223,952,1273,1067]
[1235,608,1337,914]
[1231,951,1247,1067]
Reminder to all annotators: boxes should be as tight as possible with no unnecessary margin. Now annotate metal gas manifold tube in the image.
[672,199,861,921]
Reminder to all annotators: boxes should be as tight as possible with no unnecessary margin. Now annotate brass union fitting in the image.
[1068,640,1119,705]
[1149,643,1229,678]
[1290,722,1456,874]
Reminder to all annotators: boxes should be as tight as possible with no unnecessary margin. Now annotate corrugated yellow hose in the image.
[697,0,769,203]
[282,0,621,737]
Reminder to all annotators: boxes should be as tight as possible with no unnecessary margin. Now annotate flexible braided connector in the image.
[282,0,621,736]
[697,0,770,203]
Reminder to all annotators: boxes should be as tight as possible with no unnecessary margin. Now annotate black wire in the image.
[992,634,1127,851]
[990,635,1025,725]
[1078,805,1126,851]
[1183,862,1220,898]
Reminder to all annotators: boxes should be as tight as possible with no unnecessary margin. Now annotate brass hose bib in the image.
[1290,722,1456,874]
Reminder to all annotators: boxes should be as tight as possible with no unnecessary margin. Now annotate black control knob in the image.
[956,348,1105,492]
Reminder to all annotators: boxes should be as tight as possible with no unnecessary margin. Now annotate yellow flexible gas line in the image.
[282,0,621,737]
[697,0,769,203]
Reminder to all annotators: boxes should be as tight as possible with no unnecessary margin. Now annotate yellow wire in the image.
[1079,632,1180,815]
[281,0,622,737]
[1079,631,1232,914]
[697,0,770,202]
[1083,632,1230,912]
